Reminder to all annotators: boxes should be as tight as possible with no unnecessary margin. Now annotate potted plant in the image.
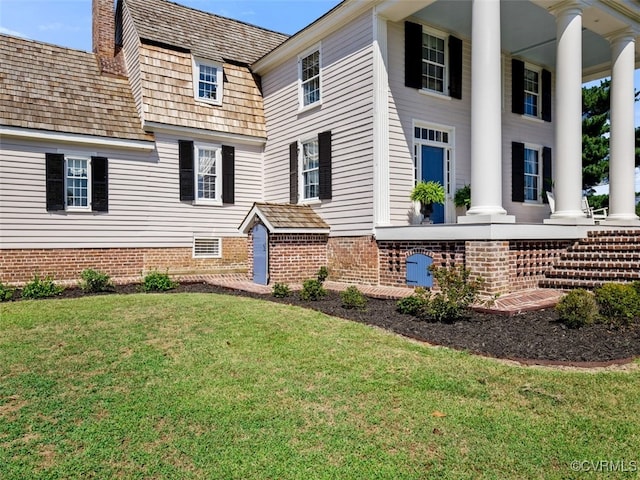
[454,185,471,210]
[410,181,445,223]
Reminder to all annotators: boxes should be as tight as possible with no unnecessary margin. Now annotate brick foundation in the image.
[378,241,465,288]
[267,233,328,284]
[0,238,248,285]
[509,240,572,291]
[327,236,379,285]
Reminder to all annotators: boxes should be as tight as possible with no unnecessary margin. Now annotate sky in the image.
[1,0,638,190]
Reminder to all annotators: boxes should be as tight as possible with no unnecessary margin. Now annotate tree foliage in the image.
[582,80,640,194]
[582,80,610,192]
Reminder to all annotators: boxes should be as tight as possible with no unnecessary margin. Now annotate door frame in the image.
[413,121,455,223]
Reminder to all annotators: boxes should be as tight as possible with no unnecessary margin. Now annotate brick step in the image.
[587,229,640,238]
[570,243,640,252]
[562,251,640,261]
[539,278,607,290]
[548,260,640,270]
[581,235,640,244]
[544,268,639,281]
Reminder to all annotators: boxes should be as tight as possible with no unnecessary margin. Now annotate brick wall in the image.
[92,0,126,76]
[508,240,572,291]
[327,236,379,285]
[378,241,465,288]
[0,238,248,285]
[268,234,328,284]
[465,241,511,295]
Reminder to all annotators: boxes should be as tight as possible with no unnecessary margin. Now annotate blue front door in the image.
[421,145,445,224]
[252,224,268,285]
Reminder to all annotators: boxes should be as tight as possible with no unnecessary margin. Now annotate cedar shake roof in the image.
[240,203,330,233]
[124,0,289,65]
[0,34,152,142]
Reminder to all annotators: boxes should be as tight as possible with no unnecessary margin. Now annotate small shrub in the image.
[632,281,640,297]
[340,286,367,310]
[300,279,327,301]
[317,266,329,283]
[425,265,483,322]
[21,275,64,299]
[79,269,113,293]
[0,282,15,302]
[594,283,640,325]
[141,271,178,293]
[272,283,291,298]
[396,288,431,316]
[556,289,599,328]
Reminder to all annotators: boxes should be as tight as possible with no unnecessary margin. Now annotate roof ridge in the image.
[0,32,95,56]
[136,0,290,38]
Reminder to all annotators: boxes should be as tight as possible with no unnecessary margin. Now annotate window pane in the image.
[302,139,319,199]
[197,148,217,200]
[198,64,218,100]
[66,158,89,208]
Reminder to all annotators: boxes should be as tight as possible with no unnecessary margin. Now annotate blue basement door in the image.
[421,145,445,224]
[406,253,433,287]
[252,224,268,285]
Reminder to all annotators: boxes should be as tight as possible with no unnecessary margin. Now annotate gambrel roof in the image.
[124,0,289,65]
[0,34,152,142]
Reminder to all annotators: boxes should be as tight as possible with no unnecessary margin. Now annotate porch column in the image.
[547,3,588,223]
[460,0,514,224]
[606,30,639,224]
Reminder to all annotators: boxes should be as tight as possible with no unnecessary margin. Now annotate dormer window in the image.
[193,58,223,105]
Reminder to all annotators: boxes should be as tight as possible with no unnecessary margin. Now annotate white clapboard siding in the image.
[262,10,375,236]
[0,134,263,249]
[387,20,473,226]
[501,57,555,223]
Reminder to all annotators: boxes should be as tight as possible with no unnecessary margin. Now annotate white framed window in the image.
[300,138,319,201]
[194,143,222,205]
[65,156,91,211]
[298,45,321,109]
[421,28,447,94]
[524,144,542,202]
[193,57,223,105]
[193,237,222,258]
[523,65,540,118]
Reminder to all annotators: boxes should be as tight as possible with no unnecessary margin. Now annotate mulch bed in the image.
[11,282,640,366]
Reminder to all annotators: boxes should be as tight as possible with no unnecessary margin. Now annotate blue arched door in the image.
[252,224,268,285]
[406,253,433,287]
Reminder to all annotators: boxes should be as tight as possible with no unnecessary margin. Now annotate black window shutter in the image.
[541,69,552,122]
[448,35,462,99]
[289,142,298,204]
[318,131,332,200]
[511,59,525,115]
[222,145,235,204]
[542,147,552,204]
[45,153,65,211]
[511,142,525,203]
[178,140,195,201]
[91,156,108,212]
[405,21,422,89]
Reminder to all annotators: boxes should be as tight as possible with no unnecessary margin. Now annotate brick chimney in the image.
[92,0,126,76]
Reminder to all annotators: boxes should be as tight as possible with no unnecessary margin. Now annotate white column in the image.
[606,30,639,224]
[372,9,391,227]
[547,3,588,223]
[460,0,514,223]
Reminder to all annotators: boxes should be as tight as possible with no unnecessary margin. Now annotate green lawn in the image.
[1,293,639,479]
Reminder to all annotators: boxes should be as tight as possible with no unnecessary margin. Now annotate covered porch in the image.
[373,0,640,227]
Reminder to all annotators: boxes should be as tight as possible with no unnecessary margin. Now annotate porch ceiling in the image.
[397,0,640,80]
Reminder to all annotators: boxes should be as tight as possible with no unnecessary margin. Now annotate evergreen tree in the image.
[581,80,640,193]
